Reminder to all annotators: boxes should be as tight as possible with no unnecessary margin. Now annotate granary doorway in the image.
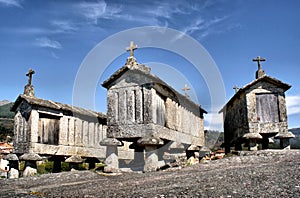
[256,93,279,123]
[38,113,60,145]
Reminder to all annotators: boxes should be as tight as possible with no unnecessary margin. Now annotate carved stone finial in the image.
[182,84,190,98]
[233,85,239,93]
[126,41,138,67]
[126,41,138,57]
[252,56,266,79]
[24,68,35,97]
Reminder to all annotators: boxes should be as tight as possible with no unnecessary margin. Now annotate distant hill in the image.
[289,128,300,149]
[0,99,10,106]
[0,102,14,141]
[205,130,224,150]
[0,102,14,118]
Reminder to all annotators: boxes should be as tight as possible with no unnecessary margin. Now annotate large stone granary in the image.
[220,56,294,153]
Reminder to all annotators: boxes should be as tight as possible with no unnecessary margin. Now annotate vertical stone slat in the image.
[127,89,135,123]
[30,110,39,144]
[89,122,94,147]
[59,116,68,145]
[135,88,143,123]
[83,121,89,146]
[68,118,75,146]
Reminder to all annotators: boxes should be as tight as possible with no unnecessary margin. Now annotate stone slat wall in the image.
[165,98,202,137]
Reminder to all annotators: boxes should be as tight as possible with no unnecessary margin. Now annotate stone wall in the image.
[12,99,134,159]
[106,70,205,147]
[223,93,248,145]
[246,81,288,134]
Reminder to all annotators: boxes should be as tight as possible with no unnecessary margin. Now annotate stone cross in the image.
[26,68,35,85]
[252,56,266,70]
[182,84,190,98]
[233,85,239,93]
[126,41,138,57]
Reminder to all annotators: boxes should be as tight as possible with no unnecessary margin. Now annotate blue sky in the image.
[0,0,300,130]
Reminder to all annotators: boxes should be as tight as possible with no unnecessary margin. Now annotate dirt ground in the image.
[0,149,299,197]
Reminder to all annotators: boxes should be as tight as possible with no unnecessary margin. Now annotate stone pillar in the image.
[262,137,269,150]
[100,138,122,173]
[137,136,164,172]
[128,144,144,171]
[248,140,258,151]
[19,153,42,177]
[144,146,159,172]
[243,133,263,151]
[186,145,200,159]
[5,154,19,179]
[275,132,295,150]
[19,153,42,169]
[5,154,19,170]
[65,155,84,170]
[49,156,64,173]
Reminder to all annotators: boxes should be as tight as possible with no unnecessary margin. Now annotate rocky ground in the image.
[0,149,299,197]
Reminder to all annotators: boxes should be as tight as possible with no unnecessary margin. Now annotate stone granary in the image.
[11,69,133,172]
[102,41,207,171]
[219,56,294,153]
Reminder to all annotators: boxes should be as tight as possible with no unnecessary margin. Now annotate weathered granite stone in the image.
[19,153,42,161]
[65,155,84,163]
[104,146,119,172]
[8,168,19,179]
[23,166,37,177]
[144,146,159,172]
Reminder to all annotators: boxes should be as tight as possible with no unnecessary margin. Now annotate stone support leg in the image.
[105,145,119,172]
[144,145,158,172]
[248,140,258,151]
[262,137,269,150]
[53,159,62,173]
[280,138,290,150]
[25,160,37,169]
[69,163,79,170]
[130,147,144,171]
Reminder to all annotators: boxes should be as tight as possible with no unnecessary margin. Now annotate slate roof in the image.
[219,75,291,113]
[11,94,106,121]
[102,63,207,116]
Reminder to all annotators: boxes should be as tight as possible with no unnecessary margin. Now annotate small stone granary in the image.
[10,68,133,173]
[220,56,294,153]
[10,41,207,173]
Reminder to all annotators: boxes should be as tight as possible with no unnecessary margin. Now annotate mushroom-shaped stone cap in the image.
[187,145,200,151]
[137,136,164,146]
[100,138,123,146]
[274,131,295,139]
[168,141,185,150]
[19,153,42,161]
[4,154,19,161]
[243,133,263,140]
[65,155,84,163]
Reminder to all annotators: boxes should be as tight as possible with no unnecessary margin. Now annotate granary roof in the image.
[11,94,106,121]
[219,75,291,113]
[102,63,207,115]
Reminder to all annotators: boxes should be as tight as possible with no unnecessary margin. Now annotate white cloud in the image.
[204,112,223,131]
[286,95,300,116]
[51,20,78,33]
[35,37,62,49]
[51,51,59,59]
[77,0,121,24]
[0,0,23,8]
